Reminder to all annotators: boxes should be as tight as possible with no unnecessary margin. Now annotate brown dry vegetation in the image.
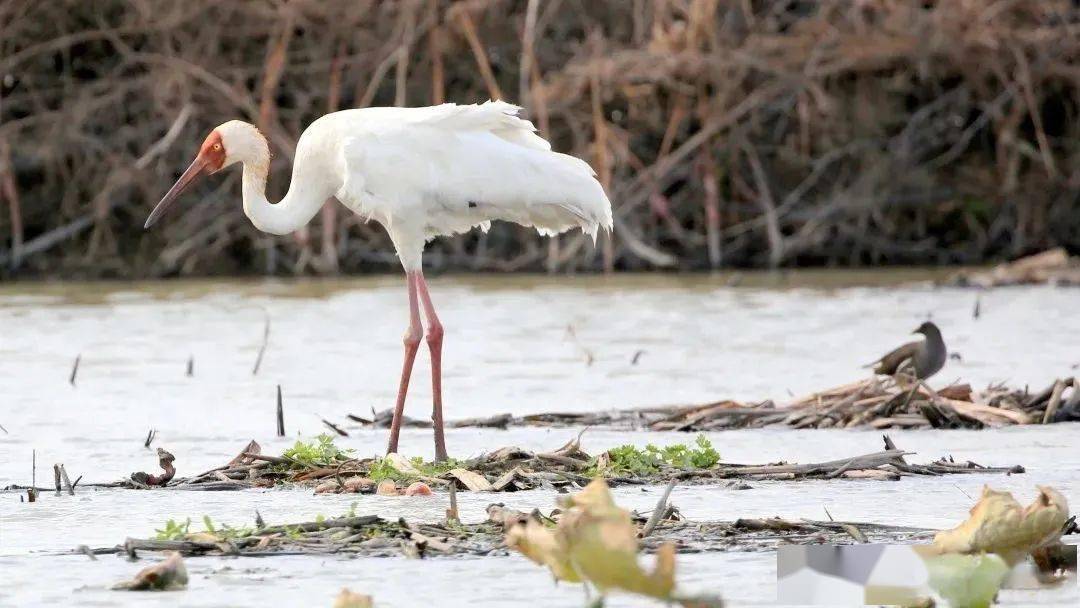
[1,0,1078,278]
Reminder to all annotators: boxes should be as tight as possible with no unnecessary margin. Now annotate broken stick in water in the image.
[276,385,285,437]
[28,449,37,502]
[69,354,80,386]
[252,312,270,375]
[322,418,348,437]
[1042,379,1066,424]
[186,356,194,377]
[59,464,74,495]
[447,482,459,524]
[640,479,676,538]
[144,428,157,448]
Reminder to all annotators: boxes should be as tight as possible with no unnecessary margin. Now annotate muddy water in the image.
[1,274,1077,606]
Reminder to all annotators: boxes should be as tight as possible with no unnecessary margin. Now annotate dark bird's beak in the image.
[144,155,212,229]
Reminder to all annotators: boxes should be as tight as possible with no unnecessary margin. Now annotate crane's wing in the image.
[336,101,612,242]
[414,100,553,152]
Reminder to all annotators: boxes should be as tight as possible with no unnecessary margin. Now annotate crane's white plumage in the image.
[331,101,612,269]
[215,100,612,270]
[148,101,612,461]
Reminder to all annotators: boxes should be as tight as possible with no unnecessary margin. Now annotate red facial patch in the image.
[198,131,227,172]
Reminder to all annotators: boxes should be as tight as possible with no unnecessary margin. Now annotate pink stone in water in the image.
[375,480,399,496]
[405,482,433,496]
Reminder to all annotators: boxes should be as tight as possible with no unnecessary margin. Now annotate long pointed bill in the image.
[144,156,211,229]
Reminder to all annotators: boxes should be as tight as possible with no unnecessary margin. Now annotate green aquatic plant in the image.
[409,455,464,476]
[155,516,253,541]
[647,435,721,469]
[595,435,720,476]
[280,433,354,467]
[366,455,464,482]
[367,458,412,483]
[154,518,191,541]
[603,444,665,476]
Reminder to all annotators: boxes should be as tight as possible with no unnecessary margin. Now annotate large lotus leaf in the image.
[922,553,1009,608]
[507,478,682,600]
[557,476,620,513]
[556,479,676,599]
[506,519,581,583]
[933,485,1069,565]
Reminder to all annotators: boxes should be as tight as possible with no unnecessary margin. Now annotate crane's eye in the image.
[213,143,222,151]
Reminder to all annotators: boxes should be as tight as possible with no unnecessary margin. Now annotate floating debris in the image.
[446,376,1080,431]
[129,448,176,487]
[60,434,1024,493]
[84,510,934,560]
[946,249,1080,288]
[112,551,188,591]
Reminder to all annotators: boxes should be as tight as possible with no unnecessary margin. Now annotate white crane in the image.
[144,100,613,461]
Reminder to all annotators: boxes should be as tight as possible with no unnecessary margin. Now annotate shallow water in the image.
[1,274,1077,606]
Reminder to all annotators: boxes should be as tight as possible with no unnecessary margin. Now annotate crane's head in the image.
[144,121,268,229]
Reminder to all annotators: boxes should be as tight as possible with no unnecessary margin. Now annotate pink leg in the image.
[386,271,423,455]
[415,271,448,461]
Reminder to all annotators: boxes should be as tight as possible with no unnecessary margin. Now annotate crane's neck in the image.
[240,147,330,236]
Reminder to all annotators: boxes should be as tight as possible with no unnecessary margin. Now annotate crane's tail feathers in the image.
[553,203,602,244]
[387,100,614,243]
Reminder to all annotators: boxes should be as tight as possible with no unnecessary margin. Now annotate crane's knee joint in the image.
[403,327,422,349]
[425,323,444,347]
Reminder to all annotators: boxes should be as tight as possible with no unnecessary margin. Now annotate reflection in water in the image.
[0,276,1077,607]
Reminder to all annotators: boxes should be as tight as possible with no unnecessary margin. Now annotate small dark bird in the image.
[871,321,947,381]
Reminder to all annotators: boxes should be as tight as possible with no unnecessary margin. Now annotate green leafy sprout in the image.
[365,455,464,482]
[593,435,720,476]
[154,518,191,541]
[154,515,252,541]
[279,433,354,467]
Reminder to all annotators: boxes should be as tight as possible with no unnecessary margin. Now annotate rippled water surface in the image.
[1,273,1077,606]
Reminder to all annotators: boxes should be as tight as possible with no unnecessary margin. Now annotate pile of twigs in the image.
[83,509,935,559]
[48,435,1024,495]
[460,376,1080,431]
[2,1,1078,278]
